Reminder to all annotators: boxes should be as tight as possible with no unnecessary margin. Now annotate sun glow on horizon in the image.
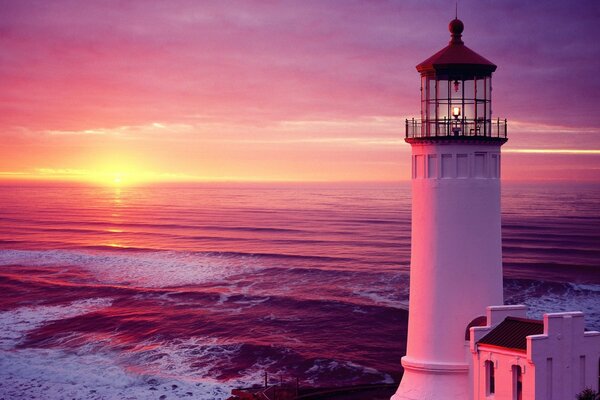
[0,168,193,186]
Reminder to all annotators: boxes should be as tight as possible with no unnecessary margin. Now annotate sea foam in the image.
[0,249,258,288]
[0,298,233,399]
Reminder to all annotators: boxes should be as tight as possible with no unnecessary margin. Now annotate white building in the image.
[471,305,600,400]
[392,18,600,400]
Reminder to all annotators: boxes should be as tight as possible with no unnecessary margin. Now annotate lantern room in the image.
[406,19,507,141]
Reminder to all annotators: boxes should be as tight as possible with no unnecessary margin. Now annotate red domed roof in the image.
[417,19,497,78]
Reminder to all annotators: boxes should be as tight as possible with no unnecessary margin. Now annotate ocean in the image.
[0,182,598,399]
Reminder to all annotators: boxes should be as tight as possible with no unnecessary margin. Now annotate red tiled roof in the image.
[478,317,544,352]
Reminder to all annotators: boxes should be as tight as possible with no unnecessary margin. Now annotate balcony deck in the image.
[405,118,507,144]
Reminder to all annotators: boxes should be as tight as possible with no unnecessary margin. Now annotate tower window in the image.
[457,154,468,177]
[427,155,437,178]
[441,154,453,178]
[474,152,487,178]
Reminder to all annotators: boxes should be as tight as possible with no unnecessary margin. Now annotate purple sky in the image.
[0,0,599,182]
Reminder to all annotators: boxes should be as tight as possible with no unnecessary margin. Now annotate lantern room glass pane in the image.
[428,102,436,122]
[451,80,462,100]
[438,79,450,101]
[464,101,475,120]
[464,79,475,101]
[428,77,436,102]
[476,78,485,101]
[438,100,449,120]
[476,102,485,121]
[486,77,492,102]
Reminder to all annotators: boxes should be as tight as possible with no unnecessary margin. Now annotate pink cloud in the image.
[0,0,598,181]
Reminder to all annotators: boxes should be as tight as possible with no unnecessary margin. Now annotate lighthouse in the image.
[392,18,507,400]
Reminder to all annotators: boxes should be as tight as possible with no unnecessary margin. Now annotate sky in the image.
[0,0,599,184]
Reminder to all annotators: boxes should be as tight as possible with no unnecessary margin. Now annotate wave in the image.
[0,298,113,349]
[0,249,260,288]
[0,346,231,400]
[504,278,600,330]
[0,293,403,392]
[503,246,600,260]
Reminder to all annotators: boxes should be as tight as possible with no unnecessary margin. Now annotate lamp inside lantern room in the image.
[452,106,461,119]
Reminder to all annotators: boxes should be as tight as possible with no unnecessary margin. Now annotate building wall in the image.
[471,306,600,400]
[528,312,600,399]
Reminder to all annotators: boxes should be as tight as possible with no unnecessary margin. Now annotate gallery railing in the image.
[405,118,507,139]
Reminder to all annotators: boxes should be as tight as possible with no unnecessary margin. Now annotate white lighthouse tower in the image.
[392,19,507,400]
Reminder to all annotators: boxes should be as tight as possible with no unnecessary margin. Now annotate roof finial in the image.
[455,1,458,19]
[449,16,464,45]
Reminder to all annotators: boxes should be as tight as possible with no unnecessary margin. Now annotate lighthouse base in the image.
[391,357,470,400]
